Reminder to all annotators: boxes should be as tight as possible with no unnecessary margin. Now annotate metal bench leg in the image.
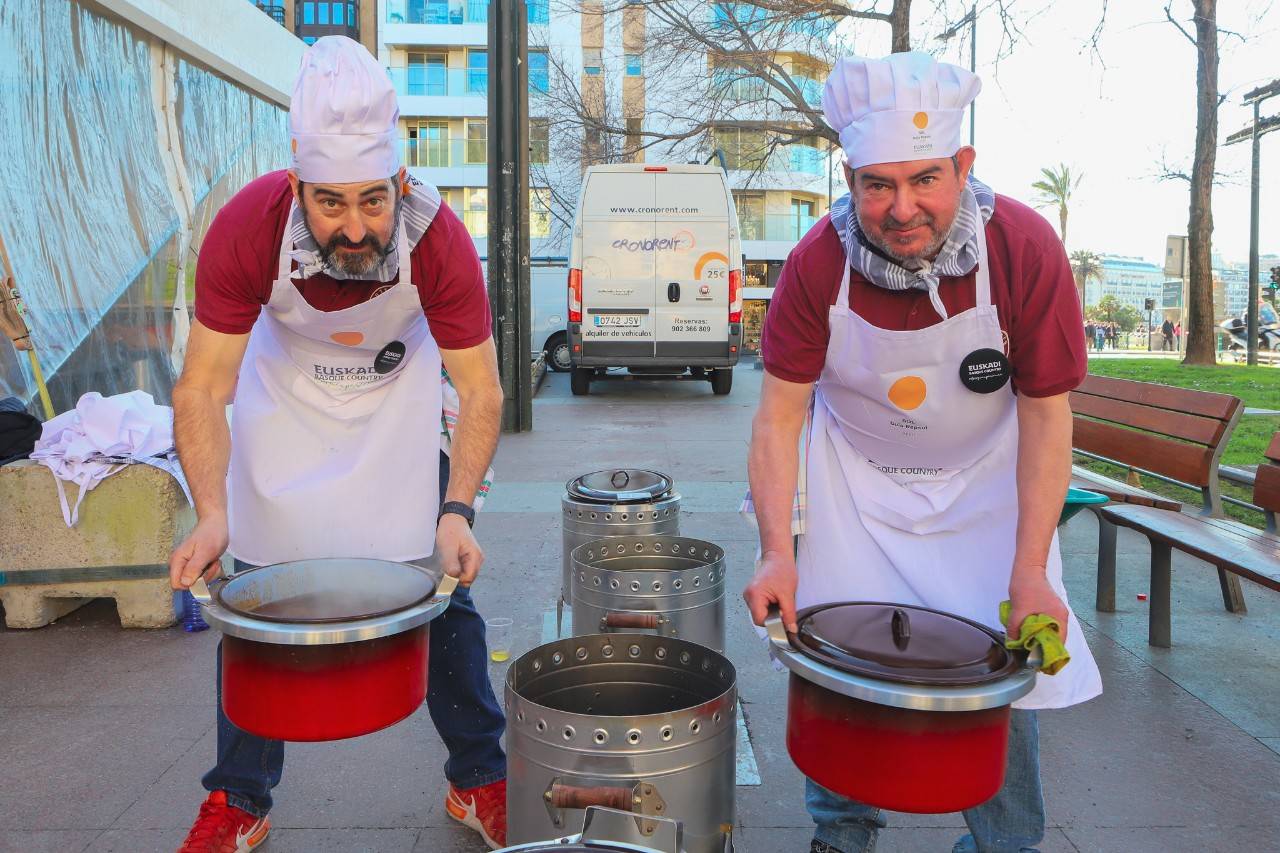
[1149,541,1172,648]
[1216,569,1247,615]
[1095,513,1117,613]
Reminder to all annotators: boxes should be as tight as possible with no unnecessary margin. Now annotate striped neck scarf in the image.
[829,175,995,320]
[287,175,442,282]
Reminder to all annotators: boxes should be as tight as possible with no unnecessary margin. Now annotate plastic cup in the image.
[486,617,514,663]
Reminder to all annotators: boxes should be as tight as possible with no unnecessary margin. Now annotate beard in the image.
[856,206,953,268]
[303,197,400,276]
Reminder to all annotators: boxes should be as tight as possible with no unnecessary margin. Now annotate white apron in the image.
[228,205,443,565]
[796,224,1102,710]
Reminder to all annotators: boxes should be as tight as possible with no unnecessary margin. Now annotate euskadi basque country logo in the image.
[911,111,933,154]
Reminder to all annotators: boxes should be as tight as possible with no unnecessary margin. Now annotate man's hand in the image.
[170,515,229,589]
[743,548,799,633]
[1007,570,1069,642]
[436,513,484,586]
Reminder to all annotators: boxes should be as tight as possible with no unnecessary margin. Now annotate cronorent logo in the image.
[612,230,695,253]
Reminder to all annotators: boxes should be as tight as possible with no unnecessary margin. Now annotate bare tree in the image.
[1164,0,1221,365]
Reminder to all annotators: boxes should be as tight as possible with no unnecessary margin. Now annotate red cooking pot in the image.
[765,602,1039,814]
[191,559,457,742]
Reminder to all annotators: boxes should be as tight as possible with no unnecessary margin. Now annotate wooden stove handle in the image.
[548,783,634,812]
[603,611,661,630]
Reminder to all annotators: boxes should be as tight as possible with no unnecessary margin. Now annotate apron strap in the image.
[278,200,299,281]
[974,223,993,309]
[836,262,852,312]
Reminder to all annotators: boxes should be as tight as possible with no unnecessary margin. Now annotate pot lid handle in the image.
[188,572,226,607]
[892,607,911,649]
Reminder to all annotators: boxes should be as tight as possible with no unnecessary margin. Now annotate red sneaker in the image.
[176,790,270,853]
[445,779,507,849]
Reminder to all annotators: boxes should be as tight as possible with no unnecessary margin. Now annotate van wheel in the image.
[571,367,592,396]
[545,333,573,372]
[710,368,733,395]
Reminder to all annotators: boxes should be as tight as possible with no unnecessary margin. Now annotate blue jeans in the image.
[806,710,1044,853]
[202,453,507,817]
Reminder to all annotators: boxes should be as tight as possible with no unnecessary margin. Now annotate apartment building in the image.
[250,1,379,54]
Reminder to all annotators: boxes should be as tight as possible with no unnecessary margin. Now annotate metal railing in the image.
[386,0,548,24]
[253,3,286,25]
[387,66,487,97]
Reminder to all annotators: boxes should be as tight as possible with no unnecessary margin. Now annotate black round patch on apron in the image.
[959,348,1011,394]
[373,341,406,375]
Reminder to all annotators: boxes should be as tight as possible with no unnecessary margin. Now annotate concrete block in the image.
[0,460,194,629]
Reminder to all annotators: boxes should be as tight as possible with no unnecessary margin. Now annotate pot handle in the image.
[433,572,459,601]
[548,783,634,812]
[603,611,662,631]
[763,605,791,649]
[188,573,227,607]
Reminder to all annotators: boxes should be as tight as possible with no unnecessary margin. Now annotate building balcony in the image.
[252,3,286,26]
[388,66,548,117]
[400,138,549,185]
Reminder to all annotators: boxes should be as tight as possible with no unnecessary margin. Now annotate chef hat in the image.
[289,36,400,183]
[822,51,980,170]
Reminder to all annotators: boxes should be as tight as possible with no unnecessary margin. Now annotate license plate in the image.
[594,315,641,328]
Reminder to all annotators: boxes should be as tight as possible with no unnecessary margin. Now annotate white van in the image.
[530,260,572,371]
[567,164,743,395]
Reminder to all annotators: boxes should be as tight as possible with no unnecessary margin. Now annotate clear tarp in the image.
[0,0,289,416]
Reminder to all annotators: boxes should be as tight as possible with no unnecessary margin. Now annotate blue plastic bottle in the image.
[182,589,209,632]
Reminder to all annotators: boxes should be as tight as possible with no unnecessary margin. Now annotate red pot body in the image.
[786,673,1011,814]
[222,625,429,742]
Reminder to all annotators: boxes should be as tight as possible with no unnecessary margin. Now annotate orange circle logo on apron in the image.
[887,376,927,410]
[330,331,365,346]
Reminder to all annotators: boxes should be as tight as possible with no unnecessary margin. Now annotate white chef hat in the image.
[289,36,400,183]
[822,51,980,170]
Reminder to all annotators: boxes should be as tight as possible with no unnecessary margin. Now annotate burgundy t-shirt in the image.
[761,194,1086,398]
[194,170,491,350]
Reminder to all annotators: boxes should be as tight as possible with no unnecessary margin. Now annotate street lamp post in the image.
[936,4,977,146]
[1225,78,1280,366]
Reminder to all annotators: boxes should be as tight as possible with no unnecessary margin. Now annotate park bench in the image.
[1068,374,1248,634]
[1100,432,1280,646]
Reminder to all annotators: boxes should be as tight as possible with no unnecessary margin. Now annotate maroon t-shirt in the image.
[761,194,1086,397]
[194,170,491,350]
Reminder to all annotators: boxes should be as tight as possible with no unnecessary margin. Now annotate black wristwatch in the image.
[439,500,476,529]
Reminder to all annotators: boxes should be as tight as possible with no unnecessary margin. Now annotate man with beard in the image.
[169,37,507,851]
[743,52,1101,853]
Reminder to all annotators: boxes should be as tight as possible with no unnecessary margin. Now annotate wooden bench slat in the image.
[1101,504,1280,591]
[1072,418,1214,487]
[1077,374,1242,421]
[1254,465,1280,514]
[1196,515,1280,545]
[1069,393,1226,446]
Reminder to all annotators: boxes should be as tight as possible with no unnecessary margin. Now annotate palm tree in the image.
[1070,250,1105,312]
[1032,164,1082,248]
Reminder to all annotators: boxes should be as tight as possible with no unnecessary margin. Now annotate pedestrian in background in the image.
[1085,321,1096,350]
[1161,318,1175,351]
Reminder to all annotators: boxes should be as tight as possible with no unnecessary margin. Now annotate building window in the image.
[303,35,318,45]
[583,49,602,76]
[464,187,488,237]
[714,126,768,171]
[527,0,550,24]
[318,1,330,24]
[467,50,488,94]
[302,2,315,24]
[790,197,816,240]
[407,52,447,96]
[531,188,552,238]
[466,119,487,164]
[530,119,550,164]
[624,54,643,76]
[529,50,549,94]
[407,121,451,167]
[734,192,764,241]
[333,2,344,24]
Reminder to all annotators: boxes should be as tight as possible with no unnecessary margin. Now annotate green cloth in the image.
[999,600,1070,676]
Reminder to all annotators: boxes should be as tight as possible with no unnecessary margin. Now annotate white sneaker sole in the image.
[446,794,502,850]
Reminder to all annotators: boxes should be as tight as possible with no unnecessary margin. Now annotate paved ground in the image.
[2,362,1278,853]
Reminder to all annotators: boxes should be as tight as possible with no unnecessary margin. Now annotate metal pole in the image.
[488,0,533,431]
[1247,99,1261,366]
[969,3,976,147]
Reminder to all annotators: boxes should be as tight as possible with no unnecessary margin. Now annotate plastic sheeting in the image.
[0,0,289,416]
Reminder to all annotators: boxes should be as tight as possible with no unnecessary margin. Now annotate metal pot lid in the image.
[793,602,1019,687]
[567,469,673,504]
[214,559,439,624]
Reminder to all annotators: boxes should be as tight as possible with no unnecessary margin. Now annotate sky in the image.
[844,0,1279,267]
